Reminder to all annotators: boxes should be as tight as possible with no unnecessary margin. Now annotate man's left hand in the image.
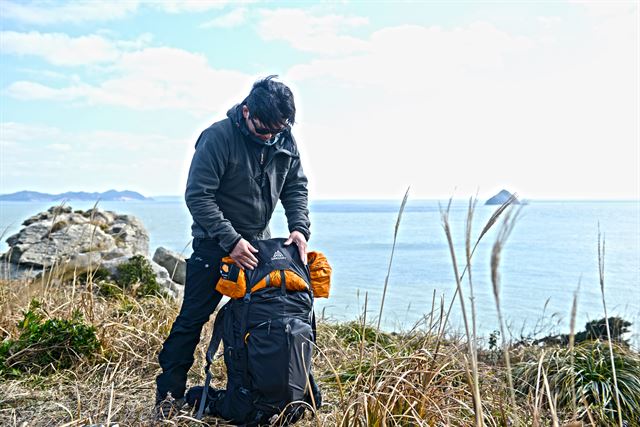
[284,231,307,265]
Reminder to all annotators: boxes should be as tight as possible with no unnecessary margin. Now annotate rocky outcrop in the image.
[1,205,182,298]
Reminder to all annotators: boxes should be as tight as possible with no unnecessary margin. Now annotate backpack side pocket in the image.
[286,318,314,402]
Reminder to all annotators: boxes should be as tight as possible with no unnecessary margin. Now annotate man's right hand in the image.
[230,238,259,270]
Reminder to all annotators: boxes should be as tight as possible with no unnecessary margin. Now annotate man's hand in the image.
[284,231,308,265]
[230,238,259,270]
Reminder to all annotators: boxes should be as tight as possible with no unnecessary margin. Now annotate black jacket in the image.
[185,105,310,252]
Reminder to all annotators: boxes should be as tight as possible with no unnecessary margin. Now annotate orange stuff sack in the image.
[215,256,247,299]
[215,258,307,298]
[215,252,332,299]
[308,251,331,298]
[251,270,310,294]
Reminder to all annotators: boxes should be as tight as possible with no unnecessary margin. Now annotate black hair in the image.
[243,75,296,128]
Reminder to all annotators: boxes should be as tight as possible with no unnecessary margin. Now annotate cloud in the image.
[287,22,535,87]
[569,0,637,18]
[200,7,248,29]
[283,18,637,199]
[6,80,89,101]
[157,0,231,13]
[16,68,69,81]
[48,143,72,152]
[0,122,193,195]
[537,16,562,27]
[257,8,370,55]
[0,0,248,25]
[1,31,122,66]
[1,31,154,67]
[0,1,139,25]
[1,122,63,143]
[5,47,253,116]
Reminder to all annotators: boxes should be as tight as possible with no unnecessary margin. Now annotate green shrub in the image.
[576,317,632,346]
[335,321,393,347]
[116,255,163,297]
[514,340,640,425]
[98,281,125,297]
[0,301,100,377]
[79,267,110,285]
[530,317,632,347]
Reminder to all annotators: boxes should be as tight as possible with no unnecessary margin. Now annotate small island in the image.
[0,190,151,202]
[485,189,521,205]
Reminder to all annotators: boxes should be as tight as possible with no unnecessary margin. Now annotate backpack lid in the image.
[245,238,310,288]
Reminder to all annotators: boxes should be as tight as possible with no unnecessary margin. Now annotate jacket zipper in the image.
[259,147,268,226]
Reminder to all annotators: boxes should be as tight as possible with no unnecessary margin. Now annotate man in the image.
[155,75,311,418]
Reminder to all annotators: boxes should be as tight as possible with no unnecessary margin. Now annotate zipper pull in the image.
[260,148,265,165]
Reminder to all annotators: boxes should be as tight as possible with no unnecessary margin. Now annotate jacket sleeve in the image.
[185,129,242,252]
[280,154,311,241]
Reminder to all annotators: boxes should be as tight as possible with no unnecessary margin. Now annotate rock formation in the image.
[1,205,183,298]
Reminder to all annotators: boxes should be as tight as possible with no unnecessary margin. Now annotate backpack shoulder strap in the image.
[196,304,227,419]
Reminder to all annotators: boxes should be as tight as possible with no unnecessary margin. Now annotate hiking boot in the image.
[155,392,186,420]
[185,385,224,416]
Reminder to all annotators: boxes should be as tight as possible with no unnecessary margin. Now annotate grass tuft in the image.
[514,340,640,425]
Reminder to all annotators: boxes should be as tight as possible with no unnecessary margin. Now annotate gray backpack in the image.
[187,238,322,425]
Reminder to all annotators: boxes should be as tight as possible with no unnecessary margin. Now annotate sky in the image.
[0,1,638,200]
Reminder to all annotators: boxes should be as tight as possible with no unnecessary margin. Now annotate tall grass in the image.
[438,194,519,426]
[489,203,521,424]
[569,281,581,423]
[440,198,484,426]
[374,187,410,351]
[598,228,624,427]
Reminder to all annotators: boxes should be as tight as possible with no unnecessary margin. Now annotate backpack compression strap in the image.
[196,304,227,419]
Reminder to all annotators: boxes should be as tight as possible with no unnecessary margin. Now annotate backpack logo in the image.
[271,250,286,261]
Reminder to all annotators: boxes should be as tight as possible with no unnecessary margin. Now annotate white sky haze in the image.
[1,1,638,200]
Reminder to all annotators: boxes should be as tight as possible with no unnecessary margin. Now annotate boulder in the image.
[150,260,184,299]
[101,255,183,299]
[152,247,186,285]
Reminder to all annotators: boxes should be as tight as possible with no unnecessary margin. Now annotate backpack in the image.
[186,238,324,426]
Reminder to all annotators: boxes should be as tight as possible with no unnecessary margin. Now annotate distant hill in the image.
[0,190,151,202]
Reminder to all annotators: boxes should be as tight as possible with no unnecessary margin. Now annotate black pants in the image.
[156,238,225,400]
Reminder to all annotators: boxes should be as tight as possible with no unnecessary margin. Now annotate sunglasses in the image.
[251,117,287,136]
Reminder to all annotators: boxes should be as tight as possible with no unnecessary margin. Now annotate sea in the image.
[2,198,639,347]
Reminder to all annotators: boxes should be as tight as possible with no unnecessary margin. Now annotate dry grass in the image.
[0,276,181,426]
[0,275,482,426]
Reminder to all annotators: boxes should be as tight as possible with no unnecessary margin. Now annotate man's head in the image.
[242,75,295,141]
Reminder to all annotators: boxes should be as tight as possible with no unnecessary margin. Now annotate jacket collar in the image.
[227,104,290,148]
